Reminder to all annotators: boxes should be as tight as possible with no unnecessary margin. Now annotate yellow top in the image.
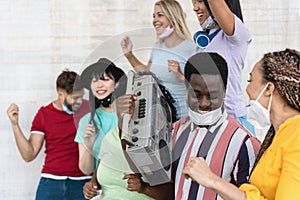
[240,115,300,200]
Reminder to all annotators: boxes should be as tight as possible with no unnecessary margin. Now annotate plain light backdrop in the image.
[0,0,299,199]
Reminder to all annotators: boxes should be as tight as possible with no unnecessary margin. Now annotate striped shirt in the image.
[173,113,260,200]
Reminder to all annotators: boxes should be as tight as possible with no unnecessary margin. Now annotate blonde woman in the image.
[121,0,196,120]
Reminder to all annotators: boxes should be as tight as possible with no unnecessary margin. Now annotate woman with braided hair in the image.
[181,48,300,200]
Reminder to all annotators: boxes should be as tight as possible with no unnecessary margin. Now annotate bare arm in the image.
[208,174,246,200]
[141,181,174,200]
[78,124,98,175]
[120,36,151,72]
[183,157,246,200]
[83,171,100,199]
[208,0,235,36]
[7,103,44,162]
[78,143,95,175]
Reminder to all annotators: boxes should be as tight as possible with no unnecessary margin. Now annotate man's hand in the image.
[7,103,20,126]
[116,94,137,123]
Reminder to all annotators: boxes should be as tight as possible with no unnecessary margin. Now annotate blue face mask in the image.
[62,103,74,115]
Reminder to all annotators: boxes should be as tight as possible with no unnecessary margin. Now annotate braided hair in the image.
[253,48,300,168]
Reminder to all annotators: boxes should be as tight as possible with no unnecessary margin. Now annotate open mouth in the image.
[72,104,81,109]
[154,23,163,32]
[96,89,107,95]
[197,13,204,18]
[197,13,204,22]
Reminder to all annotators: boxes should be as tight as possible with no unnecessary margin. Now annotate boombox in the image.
[121,71,172,186]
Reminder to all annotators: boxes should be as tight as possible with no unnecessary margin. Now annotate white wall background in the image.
[0,0,299,199]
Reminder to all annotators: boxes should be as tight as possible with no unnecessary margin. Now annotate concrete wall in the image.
[0,0,299,199]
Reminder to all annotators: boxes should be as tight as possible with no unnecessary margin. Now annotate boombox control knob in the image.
[132,128,139,134]
[131,136,139,143]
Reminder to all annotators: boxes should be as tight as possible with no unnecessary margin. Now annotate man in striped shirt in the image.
[173,52,260,200]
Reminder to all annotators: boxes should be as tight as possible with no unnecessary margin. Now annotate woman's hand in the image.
[83,179,99,199]
[121,36,133,57]
[182,157,217,189]
[83,124,97,150]
[168,60,184,82]
[183,157,247,200]
[123,173,146,193]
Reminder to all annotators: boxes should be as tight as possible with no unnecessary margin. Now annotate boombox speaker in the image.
[121,71,172,186]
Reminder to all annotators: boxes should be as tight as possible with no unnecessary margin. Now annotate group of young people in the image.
[6,0,300,200]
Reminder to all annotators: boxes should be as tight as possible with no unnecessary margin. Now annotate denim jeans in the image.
[35,177,90,200]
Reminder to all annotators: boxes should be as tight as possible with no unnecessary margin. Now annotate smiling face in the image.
[152,5,172,35]
[187,73,224,113]
[90,73,116,100]
[62,89,84,112]
[191,0,210,26]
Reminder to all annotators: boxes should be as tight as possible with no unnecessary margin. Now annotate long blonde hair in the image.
[155,0,192,41]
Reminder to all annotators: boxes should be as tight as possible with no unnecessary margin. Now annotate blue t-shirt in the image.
[74,107,118,168]
[150,39,196,119]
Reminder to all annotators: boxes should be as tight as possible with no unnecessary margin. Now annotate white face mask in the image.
[201,16,216,31]
[158,26,174,39]
[188,107,222,126]
[62,103,74,115]
[247,83,272,130]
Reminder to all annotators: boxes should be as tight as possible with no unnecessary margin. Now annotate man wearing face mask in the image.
[6,70,90,200]
[191,0,255,135]
[172,52,260,200]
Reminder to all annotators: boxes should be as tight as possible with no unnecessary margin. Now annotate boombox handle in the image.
[121,70,136,147]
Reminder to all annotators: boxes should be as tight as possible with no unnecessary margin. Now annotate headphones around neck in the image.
[193,28,221,49]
